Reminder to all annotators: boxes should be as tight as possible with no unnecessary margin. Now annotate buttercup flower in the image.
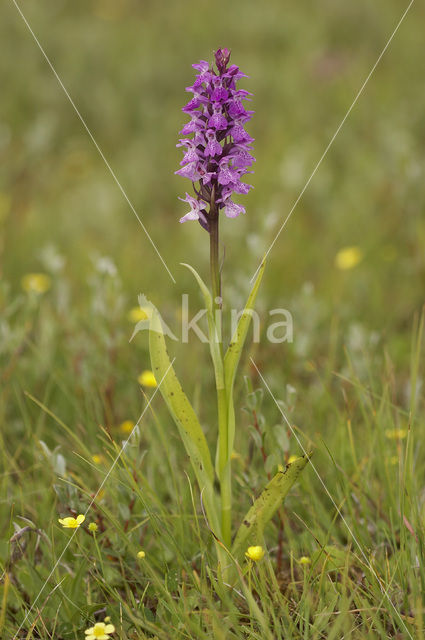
[137,550,146,559]
[119,420,135,434]
[58,514,85,528]
[335,246,363,270]
[21,272,51,294]
[128,307,148,323]
[385,428,407,440]
[84,621,115,640]
[138,370,157,388]
[299,556,311,565]
[245,545,265,562]
[176,48,254,230]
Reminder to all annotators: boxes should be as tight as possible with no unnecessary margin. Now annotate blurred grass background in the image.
[2,0,424,417]
[2,0,424,318]
[1,0,425,637]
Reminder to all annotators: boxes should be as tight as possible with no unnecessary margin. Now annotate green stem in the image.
[92,533,105,577]
[209,207,220,311]
[220,455,232,548]
[209,204,231,549]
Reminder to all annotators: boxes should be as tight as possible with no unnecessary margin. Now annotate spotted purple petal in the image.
[230,123,254,144]
[223,199,245,218]
[205,130,222,157]
[209,111,228,130]
[211,87,229,103]
[179,192,208,224]
[175,162,202,181]
[217,164,240,186]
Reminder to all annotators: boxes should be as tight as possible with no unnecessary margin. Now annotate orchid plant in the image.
[136,48,310,579]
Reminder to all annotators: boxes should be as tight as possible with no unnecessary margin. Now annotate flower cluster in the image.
[176,48,254,230]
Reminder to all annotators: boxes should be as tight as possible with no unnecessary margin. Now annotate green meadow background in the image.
[1,0,425,638]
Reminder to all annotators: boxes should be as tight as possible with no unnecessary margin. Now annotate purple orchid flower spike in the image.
[176,48,254,231]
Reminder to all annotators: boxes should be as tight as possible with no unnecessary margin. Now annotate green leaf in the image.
[181,263,229,485]
[232,453,311,561]
[224,259,266,455]
[181,263,224,391]
[148,303,220,536]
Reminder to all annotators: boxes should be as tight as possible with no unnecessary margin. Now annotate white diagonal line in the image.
[249,357,413,639]
[251,0,415,283]
[11,0,176,284]
[12,358,175,639]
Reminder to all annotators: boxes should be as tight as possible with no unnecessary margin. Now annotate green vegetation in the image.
[1,0,425,637]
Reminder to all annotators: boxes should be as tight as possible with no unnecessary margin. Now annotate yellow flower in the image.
[245,546,265,562]
[58,514,85,529]
[119,420,135,434]
[92,454,105,465]
[21,273,51,294]
[385,429,407,440]
[84,621,115,640]
[299,556,311,565]
[104,617,111,623]
[128,307,149,323]
[137,550,146,559]
[287,455,299,465]
[138,370,157,388]
[334,247,363,271]
[88,522,98,533]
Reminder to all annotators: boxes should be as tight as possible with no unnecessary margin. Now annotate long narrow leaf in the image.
[181,263,224,390]
[232,453,311,560]
[181,263,229,483]
[224,259,266,455]
[148,306,220,535]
